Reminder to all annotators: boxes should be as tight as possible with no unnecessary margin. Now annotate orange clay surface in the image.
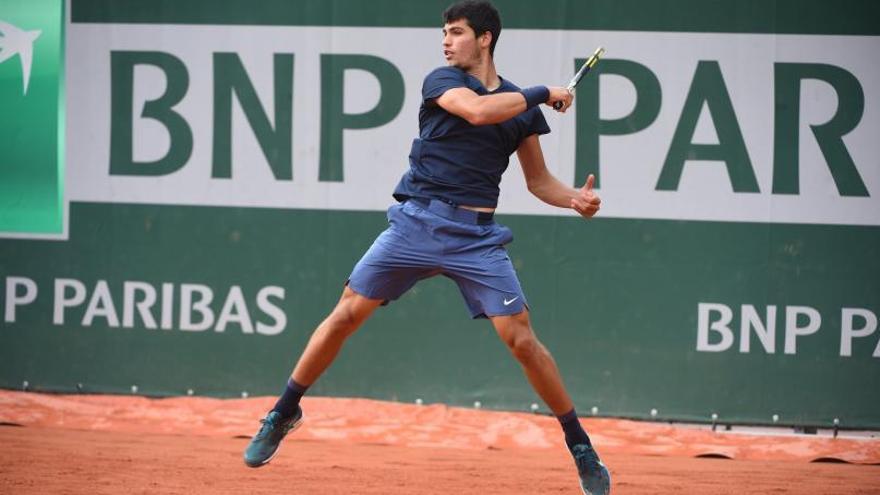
[1,390,878,494]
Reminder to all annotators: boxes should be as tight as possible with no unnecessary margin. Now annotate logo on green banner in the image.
[0,0,64,237]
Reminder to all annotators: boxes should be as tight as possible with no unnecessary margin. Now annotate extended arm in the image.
[517,134,600,218]
[436,86,573,126]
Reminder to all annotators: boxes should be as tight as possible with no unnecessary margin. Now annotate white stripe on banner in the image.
[66,24,880,226]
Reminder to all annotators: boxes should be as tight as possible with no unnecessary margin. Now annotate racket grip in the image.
[553,101,563,110]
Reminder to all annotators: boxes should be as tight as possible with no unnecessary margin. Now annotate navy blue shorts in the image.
[347,200,528,319]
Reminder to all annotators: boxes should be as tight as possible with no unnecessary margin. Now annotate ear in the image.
[479,31,492,50]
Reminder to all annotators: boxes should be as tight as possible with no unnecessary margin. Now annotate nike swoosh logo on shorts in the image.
[503,297,519,306]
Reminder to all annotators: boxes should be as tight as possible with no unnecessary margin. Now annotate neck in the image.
[465,53,500,91]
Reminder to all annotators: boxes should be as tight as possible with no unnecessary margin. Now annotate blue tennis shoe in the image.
[571,443,611,495]
[243,407,303,468]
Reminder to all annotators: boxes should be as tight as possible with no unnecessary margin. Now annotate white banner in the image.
[66,24,880,226]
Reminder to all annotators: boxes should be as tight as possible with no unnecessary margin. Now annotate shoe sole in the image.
[245,414,305,468]
[579,462,611,495]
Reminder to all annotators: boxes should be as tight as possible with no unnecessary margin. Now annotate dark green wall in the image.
[2,203,877,427]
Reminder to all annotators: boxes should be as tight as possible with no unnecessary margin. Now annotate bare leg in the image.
[489,310,574,415]
[243,286,384,468]
[290,286,384,385]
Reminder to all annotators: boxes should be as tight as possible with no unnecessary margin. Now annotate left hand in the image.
[571,174,601,218]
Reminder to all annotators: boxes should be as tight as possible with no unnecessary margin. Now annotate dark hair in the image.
[443,0,502,57]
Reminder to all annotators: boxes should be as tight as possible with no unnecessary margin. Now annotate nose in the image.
[442,33,451,46]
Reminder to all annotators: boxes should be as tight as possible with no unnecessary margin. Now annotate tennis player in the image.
[244,1,609,493]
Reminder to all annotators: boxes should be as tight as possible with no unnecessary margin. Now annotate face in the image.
[442,19,487,70]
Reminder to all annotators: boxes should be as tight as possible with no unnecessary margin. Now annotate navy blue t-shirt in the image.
[392,66,550,208]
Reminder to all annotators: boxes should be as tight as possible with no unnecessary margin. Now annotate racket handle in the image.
[553,89,573,110]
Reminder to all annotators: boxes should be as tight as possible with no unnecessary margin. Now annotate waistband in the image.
[407,197,495,225]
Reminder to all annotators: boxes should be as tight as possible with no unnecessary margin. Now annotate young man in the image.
[244,1,610,493]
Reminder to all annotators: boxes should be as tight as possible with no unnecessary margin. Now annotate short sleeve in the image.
[524,107,551,137]
[422,66,467,104]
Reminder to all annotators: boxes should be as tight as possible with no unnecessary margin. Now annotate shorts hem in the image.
[345,279,392,306]
[472,302,530,319]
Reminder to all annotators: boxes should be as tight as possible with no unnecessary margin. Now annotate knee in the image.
[325,304,362,338]
[506,330,544,365]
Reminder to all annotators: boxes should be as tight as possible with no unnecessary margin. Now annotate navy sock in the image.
[557,408,592,449]
[272,378,309,419]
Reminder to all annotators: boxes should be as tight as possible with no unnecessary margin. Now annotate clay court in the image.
[1,390,878,494]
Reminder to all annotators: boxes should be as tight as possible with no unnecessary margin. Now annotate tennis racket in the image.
[553,46,606,110]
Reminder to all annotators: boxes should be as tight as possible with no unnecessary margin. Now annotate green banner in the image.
[2,204,877,427]
[0,0,64,236]
[70,0,880,35]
